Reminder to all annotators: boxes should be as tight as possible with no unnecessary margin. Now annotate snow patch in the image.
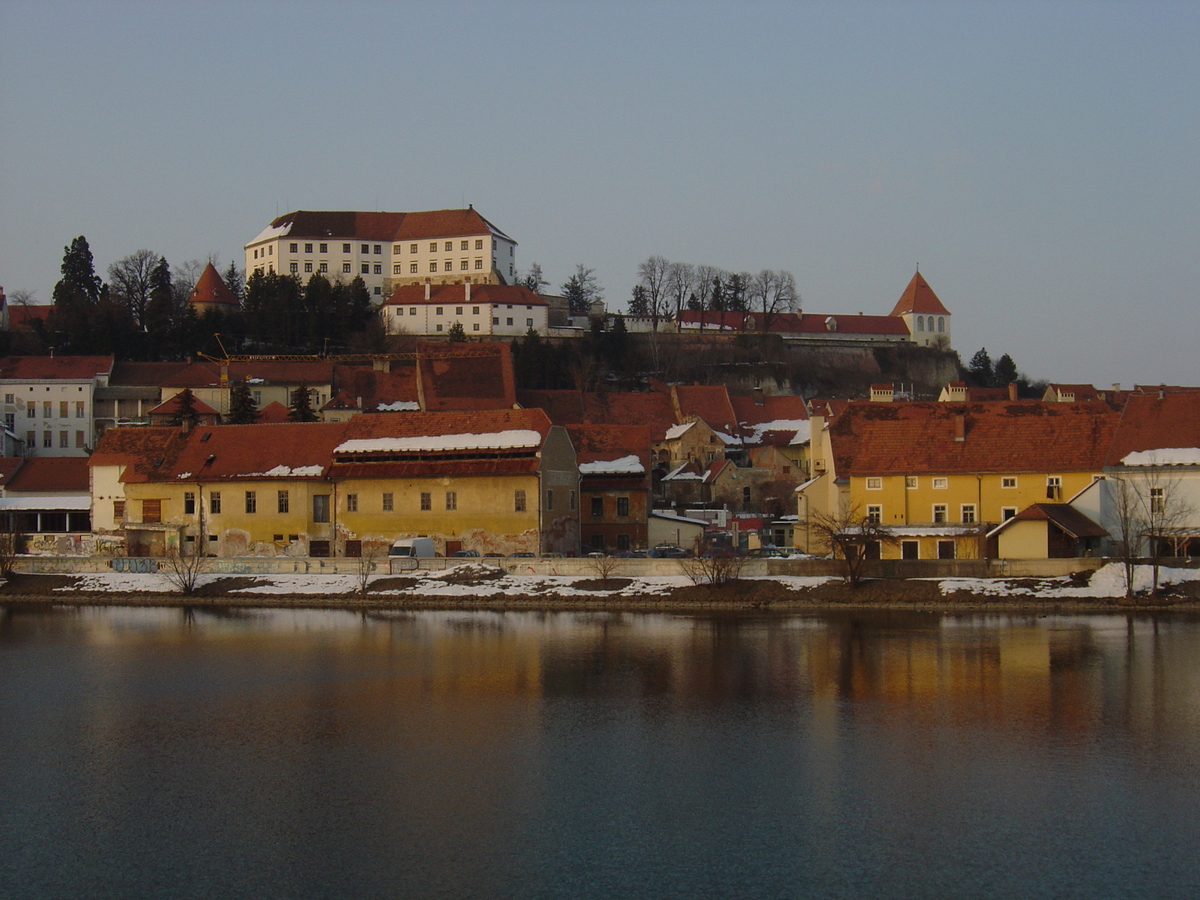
[579,455,645,475]
[375,401,420,412]
[335,430,542,454]
[1121,448,1200,467]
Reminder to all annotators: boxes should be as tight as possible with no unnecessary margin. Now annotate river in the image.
[2,605,1198,899]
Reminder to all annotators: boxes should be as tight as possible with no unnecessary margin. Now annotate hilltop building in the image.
[244,207,516,300]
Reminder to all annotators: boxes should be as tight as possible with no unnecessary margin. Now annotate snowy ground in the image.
[38,562,1200,602]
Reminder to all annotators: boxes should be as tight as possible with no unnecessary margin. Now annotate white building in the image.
[381,283,549,338]
[244,207,517,301]
[0,356,114,457]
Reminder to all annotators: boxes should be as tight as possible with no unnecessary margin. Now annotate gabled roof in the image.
[107,361,193,387]
[0,457,23,486]
[393,207,512,242]
[566,424,651,481]
[188,263,239,308]
[335,408,551,449]
[516,390,679,439]
[730,393,809,426]
[257,401,292,423]
[90,426,191,484]
[383,283,545,307]
[0,355,114,381]
[989,503,1108,539]
[830,400,1119,477]
[5,305,53,330]
[888,270,950,316]
[671,385,739,435]
[1105,392,1200,466]
[332,363,419,410]
[2,457,90,493]
[148,423,348,483]
[149,393,220,417]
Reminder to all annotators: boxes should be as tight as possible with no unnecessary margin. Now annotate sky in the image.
[1,0,1196,387]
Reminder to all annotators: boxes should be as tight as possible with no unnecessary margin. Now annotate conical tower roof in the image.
[889,270,949,317]
[189,263,239,308]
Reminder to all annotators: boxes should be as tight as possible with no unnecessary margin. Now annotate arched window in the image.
[937,317,945,332]
[916,316,924,332]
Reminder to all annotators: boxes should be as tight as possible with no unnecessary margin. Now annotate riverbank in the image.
[3,562,1199,613]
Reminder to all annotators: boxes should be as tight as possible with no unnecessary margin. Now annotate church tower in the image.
[889,270,950,348]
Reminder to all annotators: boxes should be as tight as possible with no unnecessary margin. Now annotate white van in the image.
[388,537,437,558]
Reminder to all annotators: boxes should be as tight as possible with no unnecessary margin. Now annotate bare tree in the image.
[356,543,385,596]
[1109,468,1194,598]
[804,504,894,589]
[108,249,159,330]
[666,261,695,329]
[171,259,206,307]
[587,554,623,587]
[680,542,748,586]
[748,269,799,334]
[162,531,207,595]
[0,514,19,577]
[636,255,671,330]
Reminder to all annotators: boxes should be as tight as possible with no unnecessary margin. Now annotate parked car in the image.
[649,545,688,558]
[482,552,505,558]
[508,551,535,558]
[450,549,480,558]
[388,537,437,558]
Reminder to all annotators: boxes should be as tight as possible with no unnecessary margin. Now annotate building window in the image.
[142,499,161,524]
[409,308,416,316]
[460,240,468,251]
[461,260,469,270]
[362,264,370,274]
[361,244,369,254]
[591,497,603,517]
[473,323,480,331]
[341,263,351,274]
[493,318,499,325]
[59,401,68,417]
[932,504,947,523]
[304,243,313,253]
[938,317,945,332]
[383,492,395,511]
[515,489,526,512]
[42,401,51,417]
[373,264,381,275]
[866,504,882,524]
[429,242,437,252]
[290,263,298,274]
[866,477,882,490]
[313,495,330,523]
[25,431,34,446]
[961,504,976,524]
[410,244,418,253]
[319,262,328,273]
[445,491,457,511]
[1150,487,1165,514]
[545,489,553,510]
[43,431,52,448]
[526,318,534,328]
[1002,507,1017,521]
[742,487,751,504]
[245,491,257,514]
[343,243,351,253]
[76,401,85,418]
[184,492,195,514]
[1001,476,1017,489]
[410,263,418,274]
[902,540,919,560]
[506,317,513,326]
[113,500,125,520]
[346,493,357,512]
[617,534,631,551]
[616,496,629,517]
[932,477,948,489]
[26,406,35,418]
[394,265,402,275]
[444,261,453,272]
[570,490,577,511]
[444,241,452,252]
[591,534,605,551]
[1046,476,1062,499]
[474,259,483,269]
[210,492,221,514]
[319,243,327,253]
[436,324,443,332]
[417,492,427,511]
[290,243,298,252]
[938,540,956,560]
[429,262,438,272]
[475,239,483,250]
[278,490,289,513]
[456,306,463,315]
[304,262,313,273]
[75,431,84,447]
[59,431,68,448]
[392,245,401,255]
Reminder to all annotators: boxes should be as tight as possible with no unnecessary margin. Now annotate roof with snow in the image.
[1106,392,1200,467]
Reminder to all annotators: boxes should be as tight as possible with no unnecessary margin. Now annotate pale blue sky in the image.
[2,1,1196,387]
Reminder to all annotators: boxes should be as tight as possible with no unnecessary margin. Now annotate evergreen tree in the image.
[49,236,104,352]
[169,388,202,428]
[515,262,548,293]
[223,261,245,303]
[288,382,318,422]
[227,380,260,424]
[968,348,994,387]
[560,264,602,315]
[994,353,1019,387]
[628,284,649,316]
[447,321,467,342]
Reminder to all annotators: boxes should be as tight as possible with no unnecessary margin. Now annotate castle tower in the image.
[889,270,950,348]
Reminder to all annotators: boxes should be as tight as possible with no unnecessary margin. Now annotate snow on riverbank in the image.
[43,562,1198,601]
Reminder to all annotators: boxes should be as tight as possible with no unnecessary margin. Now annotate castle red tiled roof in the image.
[332,363,419,409]
[829,400,1119,477]
[188,263,239,308]
[259,208,512,244]
[1105,392,1200,466]
[0,355,114,381]
[888,270,950,316]
[678,311,909,336]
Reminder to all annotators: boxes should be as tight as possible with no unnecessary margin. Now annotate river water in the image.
[2,605,1199,899]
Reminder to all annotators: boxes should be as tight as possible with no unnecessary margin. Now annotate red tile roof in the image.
[165,423,349,482]
[565,424,651,468]
[0,457,25,486]
[671,385,739,434]
[3,456,90,493]
[0,355,114,381]
[108,361,193,386]
[162,360,335,388]
[337,408,552,447]
[332,363,419,409]
[383,283,546,307]
[5,305,53,330]
[1003,503,1108,538]
[888,271,950,316]
[260,208,512,244]
[729,393,809,427]
[149,394,221,417]
[830,400,1119,477]
[517,390,679,439]
[188,263,240,308]
[1105,392,1200,466]
[393,208,511,242]
[417,340,516,411]
[257,401,292,423]
[90,427,191,484]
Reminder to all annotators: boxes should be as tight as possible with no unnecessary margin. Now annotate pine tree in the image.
[49,236,104,352]
[968,348,994,387]
[447,321,467,342]
[288,382,318,422]
[227,380,260,424]
[223,261,245,303]
[170,388,202,428]
[994,353,1019,388]
[628,284,649,316]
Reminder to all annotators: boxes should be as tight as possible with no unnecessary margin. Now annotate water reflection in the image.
[3,605,1199,899]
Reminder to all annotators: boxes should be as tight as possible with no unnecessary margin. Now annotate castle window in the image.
[461,240,469,251]
[916,316,924,332]
[938,317,945,332]
[343,243,351,253]
[304,243,313,253]
[319,243,327,253]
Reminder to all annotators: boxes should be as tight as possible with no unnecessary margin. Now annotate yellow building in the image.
[799,400,1119,560]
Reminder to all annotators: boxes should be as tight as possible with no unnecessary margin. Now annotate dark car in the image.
[508,551,536,558]
[451,549,480,558]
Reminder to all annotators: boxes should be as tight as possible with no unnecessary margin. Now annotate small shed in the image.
[989,503,1108,559]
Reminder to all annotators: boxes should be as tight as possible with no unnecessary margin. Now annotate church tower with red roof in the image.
[888,270,951,348]
[188,263,241,317]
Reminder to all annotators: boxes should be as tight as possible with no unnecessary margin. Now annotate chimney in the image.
[1007,382,1018,401]
[424,280,431,301]
[753,387,764,406]
[464,281,471,303]
[954,414,966,442]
